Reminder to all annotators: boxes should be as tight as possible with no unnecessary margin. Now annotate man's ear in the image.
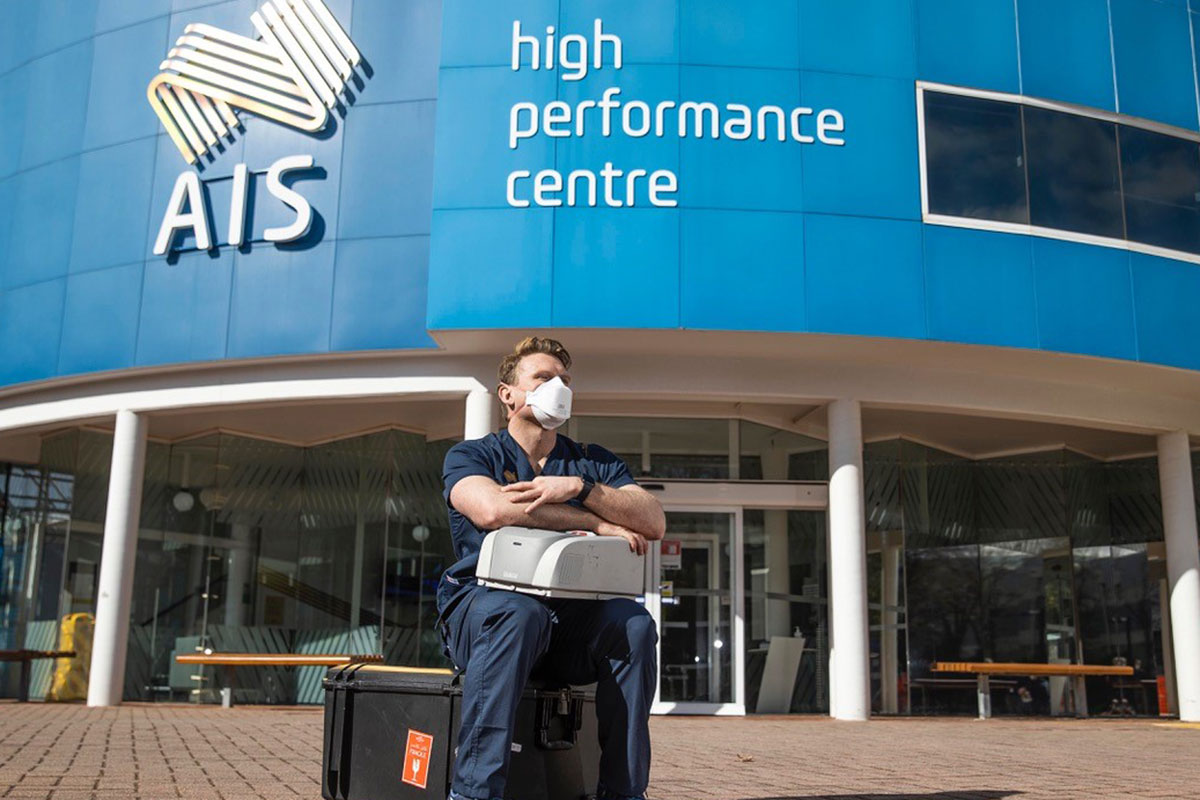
[497,383,515,417]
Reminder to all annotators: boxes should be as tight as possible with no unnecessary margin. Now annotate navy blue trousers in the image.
[442,587,658,800]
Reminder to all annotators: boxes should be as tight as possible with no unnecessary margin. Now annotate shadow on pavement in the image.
[742,793,1020,800]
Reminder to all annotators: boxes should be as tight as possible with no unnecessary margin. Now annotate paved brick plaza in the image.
[1,701,1196,800]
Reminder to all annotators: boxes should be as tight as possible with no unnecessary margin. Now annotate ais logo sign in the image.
[149,0,360,256]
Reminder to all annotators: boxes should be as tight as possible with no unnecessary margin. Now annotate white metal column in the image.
[464,389,497,440]
[1157,431,1200,721]
[827,399,870,721]
[87,409,149,707]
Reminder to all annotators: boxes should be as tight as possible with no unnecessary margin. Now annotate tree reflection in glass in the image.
[1024,108,1123,239]
[1120,125,1200,255]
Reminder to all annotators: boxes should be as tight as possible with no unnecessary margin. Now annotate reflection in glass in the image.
[0,465,9,649]
[0,458,75,699]
[925,88,1200,260]
[742,509,827,713]
[659,511,733,704]
[1069,456,1164,717]
[905,544,983,714]
[1074,544,1162,715]
[116,429,454,704]
[738,420,827,483]
[980,538,1082,714]
[58,432,109,620]
[863,441,908,714]
[895,443,1169,716]
[572,417,731,479]
[1120,125,1200,255]
[978,538,1074,662]
[924,91,1028,223]
[382,430,458,668]
[2,419,1183,713]
[571,416,829,482]
[1024,108,1123,238]
[867,530,908,715]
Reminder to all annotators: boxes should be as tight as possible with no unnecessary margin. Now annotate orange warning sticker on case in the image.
[402,729,434,789]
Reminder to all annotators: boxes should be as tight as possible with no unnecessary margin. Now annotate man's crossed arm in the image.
[449,474,665,555]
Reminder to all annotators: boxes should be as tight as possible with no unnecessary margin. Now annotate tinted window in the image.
[924,89,1200,261]
[1024,107,1123,239]
[924,92,1028,223]
[1120,125,1200,255]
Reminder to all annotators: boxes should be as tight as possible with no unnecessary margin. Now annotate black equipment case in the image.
[322,664,600,800]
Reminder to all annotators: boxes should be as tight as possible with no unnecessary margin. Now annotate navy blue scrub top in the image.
[437,429,637,615]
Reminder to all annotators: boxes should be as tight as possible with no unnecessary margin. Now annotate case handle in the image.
[535,692,583,750]
[324,684,352,799]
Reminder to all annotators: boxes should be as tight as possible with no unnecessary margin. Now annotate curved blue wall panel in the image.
[1032,237,1138,361]
[915,0,1020,93]
[6,0,1200,392]
[0,0,440,390]
[1017,0,1116,111]
[922,226,1038,350]
[428,0,1200,374]
[1111,0,1198,130]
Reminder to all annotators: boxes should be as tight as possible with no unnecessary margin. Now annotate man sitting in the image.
[437,336,665,800]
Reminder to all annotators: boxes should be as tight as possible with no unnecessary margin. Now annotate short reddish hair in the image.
[497,336,572,386]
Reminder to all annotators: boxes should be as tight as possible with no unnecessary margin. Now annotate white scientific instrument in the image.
[475,527,645,600]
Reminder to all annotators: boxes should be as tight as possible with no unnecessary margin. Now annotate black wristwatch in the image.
[575,475,596,504]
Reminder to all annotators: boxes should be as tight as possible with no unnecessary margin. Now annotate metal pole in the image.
[1160,577,1179,715]
[149,587,159,681]
[881,532,901,714]
[416,539,425,666]
[224,524,251,627]
[350,475,365,630]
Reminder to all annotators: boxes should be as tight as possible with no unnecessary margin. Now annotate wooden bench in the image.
[909,676,1017,714]
[933,661,1134,719]
[0,649,76,702]
[175,652,385,707]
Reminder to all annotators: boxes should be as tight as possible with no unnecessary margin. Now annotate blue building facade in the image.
[0,0,440,386]
[2,1,1200,719]
[3,0,1200,383]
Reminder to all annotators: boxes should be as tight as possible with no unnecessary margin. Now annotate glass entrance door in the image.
[649,509,742,715]
[641,481,828,716]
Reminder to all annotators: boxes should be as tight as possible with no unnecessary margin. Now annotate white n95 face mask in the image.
[525,376,572,430]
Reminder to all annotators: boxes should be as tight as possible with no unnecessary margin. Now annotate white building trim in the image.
[0,375,489,434]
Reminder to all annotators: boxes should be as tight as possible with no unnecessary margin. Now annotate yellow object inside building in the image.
[47,613,94,702]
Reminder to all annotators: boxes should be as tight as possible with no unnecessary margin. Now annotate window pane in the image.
[924,91,1028,223]
[738,420,826,482]
[1024,107,1123,239]
[660,511,734,704]
[572,417,731,479]
[1120,124,1200,255]
[742,509,829,714]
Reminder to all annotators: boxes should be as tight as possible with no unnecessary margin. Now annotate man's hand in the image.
[596,520,650,555]
[500,476,584,513]
[455,474,656,553]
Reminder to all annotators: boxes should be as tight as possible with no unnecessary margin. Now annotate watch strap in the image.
[575,475,595,503]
